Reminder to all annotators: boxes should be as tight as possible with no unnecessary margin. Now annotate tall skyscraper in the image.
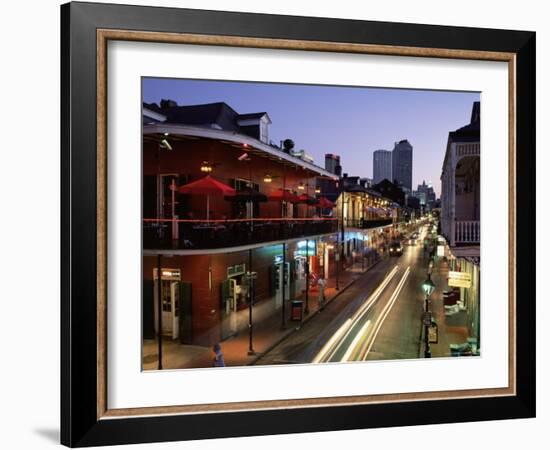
[373,149,392,184]
[392,139,413,190]
[324,153,341,175]
[317,153,341,203]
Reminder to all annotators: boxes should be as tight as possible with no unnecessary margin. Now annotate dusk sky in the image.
[143,78,480,197]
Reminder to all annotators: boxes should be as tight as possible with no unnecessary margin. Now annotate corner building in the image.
[141,101,339,348]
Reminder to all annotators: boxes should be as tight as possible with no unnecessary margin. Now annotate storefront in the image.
[143,233,340,348]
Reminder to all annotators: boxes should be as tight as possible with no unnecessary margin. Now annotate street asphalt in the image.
[255,225,432,366]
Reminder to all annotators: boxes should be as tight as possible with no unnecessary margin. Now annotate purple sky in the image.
[143,78,480,197]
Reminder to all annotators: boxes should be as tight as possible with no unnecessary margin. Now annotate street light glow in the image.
[422,276,435,296]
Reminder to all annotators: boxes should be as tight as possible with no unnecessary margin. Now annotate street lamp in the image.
[421,275,436,358]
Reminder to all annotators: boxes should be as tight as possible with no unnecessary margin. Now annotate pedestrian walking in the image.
[317,276,327,311]
[212,343,225,367]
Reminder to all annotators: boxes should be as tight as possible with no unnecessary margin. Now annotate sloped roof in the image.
[237,112,271,122]
[143,101,272,131]
[160,102,241,131]
[449,101,480,143]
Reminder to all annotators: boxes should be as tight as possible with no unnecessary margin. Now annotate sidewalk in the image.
[143,256,380,370]
[423,257,469,357]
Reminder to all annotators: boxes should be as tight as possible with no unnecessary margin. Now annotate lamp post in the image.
[304,239,310,315]
[156,254,163,370]
[246,249,257,356]
[421,274,436,358]
[281,242,287,329]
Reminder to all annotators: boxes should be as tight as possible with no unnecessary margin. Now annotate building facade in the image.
[392,139,413,190]
[440,101,480,351]
[142,100,340,351]
[373,149,392,184]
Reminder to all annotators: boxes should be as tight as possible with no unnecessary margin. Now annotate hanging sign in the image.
[428,323,439,343]
[448,271,472,288]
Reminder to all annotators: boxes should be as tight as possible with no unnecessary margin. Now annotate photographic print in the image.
[141,79,481,370]
[61,3,535,445]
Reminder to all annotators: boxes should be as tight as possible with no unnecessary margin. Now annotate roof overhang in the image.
[143,123,338,180]
[143,107,167,122]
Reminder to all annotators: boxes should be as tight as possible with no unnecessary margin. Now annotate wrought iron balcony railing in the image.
[143,217,339,250]
[344,218,393,229]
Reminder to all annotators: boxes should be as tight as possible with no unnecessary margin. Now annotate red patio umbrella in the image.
[317,197,335,208]
[297,193,319,205]
[178,175,235,220]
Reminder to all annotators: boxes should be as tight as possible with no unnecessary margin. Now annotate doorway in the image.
[153,268,180,340]
[274,262,290,308]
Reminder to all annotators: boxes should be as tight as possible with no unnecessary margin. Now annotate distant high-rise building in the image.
[325,153,341,175]
[415,180,436,210]
[317,153,341,203]
[392,139,413,190]
[373,150,392,184]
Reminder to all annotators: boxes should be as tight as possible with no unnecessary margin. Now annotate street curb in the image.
[248,258,383,365]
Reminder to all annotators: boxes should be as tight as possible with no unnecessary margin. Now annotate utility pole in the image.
[304,239,310,315]
[338,187,346,289]
[247,248,256,355]
[156,254,163,370]
[281,242,287,329]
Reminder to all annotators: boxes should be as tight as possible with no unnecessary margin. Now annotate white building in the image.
[440,101,480,352]
[440,102,480,249]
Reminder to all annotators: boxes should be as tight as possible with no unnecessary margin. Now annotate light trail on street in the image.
[256,220,434,367]
[312,265,398,363]
[313,264,411,363]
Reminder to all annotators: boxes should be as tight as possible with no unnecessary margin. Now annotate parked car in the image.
[389,241,403,256]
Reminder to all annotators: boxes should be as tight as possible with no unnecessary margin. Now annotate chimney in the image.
[282,139,295,154]
[160,98,178,109]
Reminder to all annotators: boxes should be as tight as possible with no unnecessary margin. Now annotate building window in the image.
[232,178,259,192]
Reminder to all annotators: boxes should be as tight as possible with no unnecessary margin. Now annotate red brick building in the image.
[142,101,340,348]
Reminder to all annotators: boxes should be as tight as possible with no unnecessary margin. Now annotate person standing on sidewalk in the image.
[317,276,327,311]
[212,343,225,367]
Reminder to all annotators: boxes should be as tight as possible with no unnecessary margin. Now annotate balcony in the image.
[143,217,338,250]
[345,218,393,229]
[454,220,480,245]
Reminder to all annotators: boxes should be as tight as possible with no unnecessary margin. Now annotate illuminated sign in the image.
[295,240,316,257]
[154,268,181,281]
[227,264,246,278]
[297,240,316,249]
[428,323,439,343]
[448,271,472,288]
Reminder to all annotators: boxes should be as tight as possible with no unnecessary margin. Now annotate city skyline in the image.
[143,78,480,197]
